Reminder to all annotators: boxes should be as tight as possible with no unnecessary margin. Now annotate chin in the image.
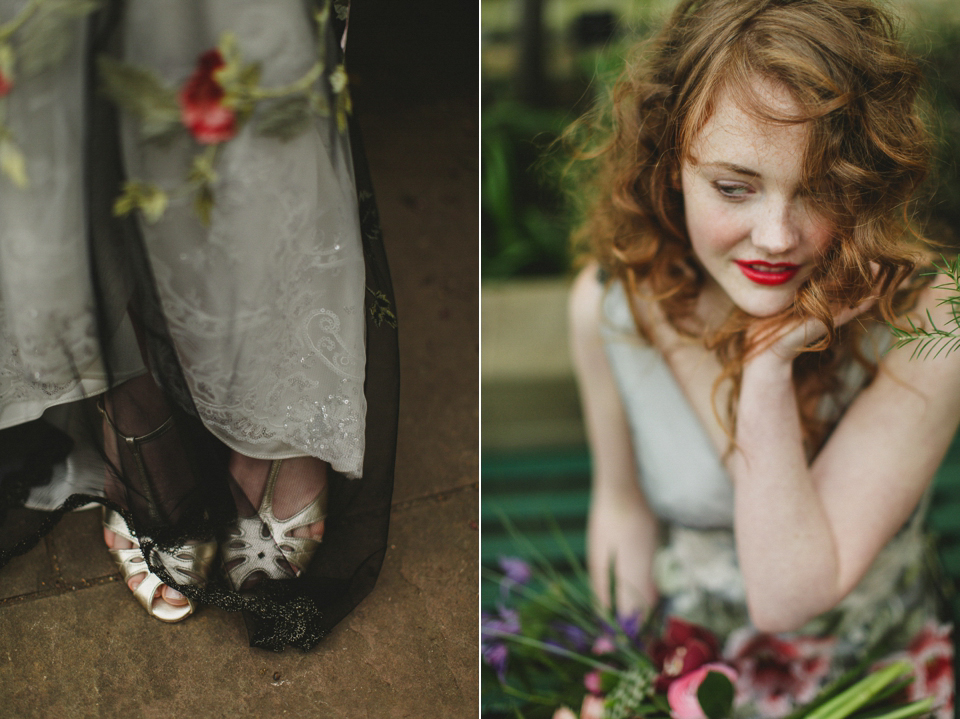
[730,291,794,318]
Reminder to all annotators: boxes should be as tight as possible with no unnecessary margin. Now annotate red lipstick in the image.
[735,260,800,286]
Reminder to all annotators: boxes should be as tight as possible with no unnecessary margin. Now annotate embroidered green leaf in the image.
[0,43,14,83]
[314,4,330,29]
[254,95,313,141]
[366,288,397,328]
[336,85,351,133]
[98,55,180,140]
[139,187,169,223]
[216,32,260,113]
[187,146,218,187]
[217,32,241,77]
[18,0,102,77]
[194,184,215,226]
[329,64,347,94]
[0,137,28,188]
[113,181,168,223]
[309,90,330,118]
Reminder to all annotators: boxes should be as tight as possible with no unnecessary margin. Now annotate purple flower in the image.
[551,621,593,653]
[481,609,521,683]
[618,611,643,642]
[482,641,510,682]
[481,608,521,639]
[498,556,532,585]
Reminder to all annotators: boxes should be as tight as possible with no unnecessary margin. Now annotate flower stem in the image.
[252,61,323,99]
[858,698,935,719]
[802,662,911,719]
[485,629,626,675]
[0,0,43,42]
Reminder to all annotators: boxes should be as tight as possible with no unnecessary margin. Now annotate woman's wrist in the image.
[742,346,795,383]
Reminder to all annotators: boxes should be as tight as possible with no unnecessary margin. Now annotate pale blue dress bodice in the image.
[600,281,735,529]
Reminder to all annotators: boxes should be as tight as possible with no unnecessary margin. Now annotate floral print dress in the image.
[599,280,954,718]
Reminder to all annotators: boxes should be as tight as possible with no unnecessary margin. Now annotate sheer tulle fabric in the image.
[0,0,397,651]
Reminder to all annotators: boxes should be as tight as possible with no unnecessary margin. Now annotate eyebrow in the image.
[699,161,760,178]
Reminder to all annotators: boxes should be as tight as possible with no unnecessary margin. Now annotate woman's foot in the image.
[100,374,214,620]
[102,524,189,608]
[223,454,328,590]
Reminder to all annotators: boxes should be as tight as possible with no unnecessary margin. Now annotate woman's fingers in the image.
[834,294,877,328]
[551,695,605,719]
[581,695,605,719]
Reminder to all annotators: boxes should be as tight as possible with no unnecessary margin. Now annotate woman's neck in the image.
[694,276,735,334]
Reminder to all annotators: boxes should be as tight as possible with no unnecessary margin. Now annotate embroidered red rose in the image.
[179,49,236,144]
[649,618,723,692]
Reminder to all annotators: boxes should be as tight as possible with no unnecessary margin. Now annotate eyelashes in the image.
[713,181,752,199]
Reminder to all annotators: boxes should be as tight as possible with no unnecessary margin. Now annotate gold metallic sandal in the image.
[222,459,327,590]
[103,508,217,622]
[99,400,217,622]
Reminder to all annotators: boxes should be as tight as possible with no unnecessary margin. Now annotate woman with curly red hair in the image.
[566,0,958,714]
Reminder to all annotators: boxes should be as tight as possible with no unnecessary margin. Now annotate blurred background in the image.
[481,0,960,708]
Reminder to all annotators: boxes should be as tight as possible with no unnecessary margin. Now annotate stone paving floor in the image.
[0,96,479,718]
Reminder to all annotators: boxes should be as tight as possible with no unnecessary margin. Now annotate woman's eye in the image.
[714,182,751,198]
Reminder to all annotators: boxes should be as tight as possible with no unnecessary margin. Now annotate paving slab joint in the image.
[391,481,478,512]
[0,574,119,607]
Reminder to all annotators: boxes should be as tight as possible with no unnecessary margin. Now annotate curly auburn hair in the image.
[570,0,935,451]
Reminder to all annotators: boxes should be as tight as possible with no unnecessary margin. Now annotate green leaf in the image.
[329,64,347,94]
[194,184,215,226]
[697,671,735,719]
[254,95,313,141]
[0,43,14,82]
[18,1,102,77]
[113,181,168,222]
[187,147,218,187]
[0,137,28,187]
[97,55,180,139]
[308,91,330,118]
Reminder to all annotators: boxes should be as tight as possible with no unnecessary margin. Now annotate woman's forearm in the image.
[587,481,660,614]
[730,352,841,632]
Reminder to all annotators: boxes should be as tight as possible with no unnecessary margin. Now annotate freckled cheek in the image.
[686,205,746,261]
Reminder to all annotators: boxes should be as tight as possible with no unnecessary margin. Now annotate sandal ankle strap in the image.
[97,397,175,447]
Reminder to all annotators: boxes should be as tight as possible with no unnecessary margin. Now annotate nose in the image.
[751,200,800,256]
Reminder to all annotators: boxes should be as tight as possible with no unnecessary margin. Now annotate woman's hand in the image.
[552,695,605,719]
[750,295,877,366]
[587,490,660,613]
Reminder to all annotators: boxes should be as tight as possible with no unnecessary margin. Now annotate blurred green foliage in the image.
[910,18,960,248]
[481,100,571,278]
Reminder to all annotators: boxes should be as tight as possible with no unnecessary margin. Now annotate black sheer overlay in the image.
[0,1,398,652]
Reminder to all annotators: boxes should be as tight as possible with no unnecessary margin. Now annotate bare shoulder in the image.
[879,272,960,391]
[568,262,605,342]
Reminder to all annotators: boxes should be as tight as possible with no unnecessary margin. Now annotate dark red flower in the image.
[650,618,723,692]
[179,49,236,144]
[725,629,833,717]
[0,71,11,98]
[890,622,954,719]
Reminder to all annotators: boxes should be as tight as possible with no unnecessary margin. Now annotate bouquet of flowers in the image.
[481,552,946,719]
